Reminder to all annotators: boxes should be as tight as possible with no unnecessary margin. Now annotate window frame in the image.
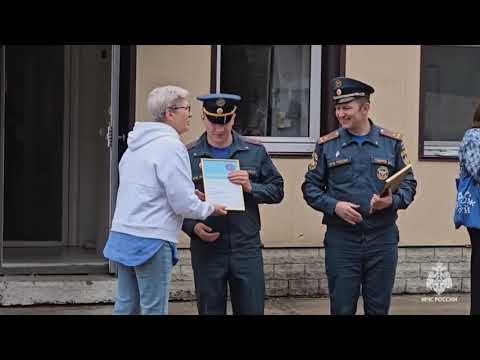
[418,45,480,162]
[213,45,324,155]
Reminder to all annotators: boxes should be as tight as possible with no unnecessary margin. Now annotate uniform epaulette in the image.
[243,137,263,146]
[186,139,199,150]
[380,128,403,141]
[318,130,340,144]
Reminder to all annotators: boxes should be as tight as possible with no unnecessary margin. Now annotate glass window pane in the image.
[221,45,311,137]
[421,45,480,157]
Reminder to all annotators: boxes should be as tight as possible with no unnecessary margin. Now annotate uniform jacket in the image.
[302,120,417,231]
[182,131,284,252]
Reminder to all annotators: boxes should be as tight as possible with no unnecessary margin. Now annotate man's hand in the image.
[334,201,363,225]
[228,170,252,193]
[194,223,220,242]
[195,190,205,201]
[369,189,393,214]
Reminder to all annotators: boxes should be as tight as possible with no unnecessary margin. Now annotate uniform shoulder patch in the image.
[186,139,199,150]
[380,128,403,141]
[242,137,264,146]
[318,130,339,144]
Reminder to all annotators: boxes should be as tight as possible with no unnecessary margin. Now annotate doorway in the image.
[0,45,134,274]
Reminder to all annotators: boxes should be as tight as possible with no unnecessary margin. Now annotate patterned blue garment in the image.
[459,128,480,183]
[103,231,179,267]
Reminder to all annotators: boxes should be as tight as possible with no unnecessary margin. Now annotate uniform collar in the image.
[191,131,250,158]
[339,119,380,148]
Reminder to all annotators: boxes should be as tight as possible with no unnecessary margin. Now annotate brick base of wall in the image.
[170,247,471,300]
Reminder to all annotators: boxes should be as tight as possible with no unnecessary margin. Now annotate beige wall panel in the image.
[259,158,325,247]
[135,45,210,145]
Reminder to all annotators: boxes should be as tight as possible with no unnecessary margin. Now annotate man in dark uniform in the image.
[302,77,417,315]
[182,93,284,315]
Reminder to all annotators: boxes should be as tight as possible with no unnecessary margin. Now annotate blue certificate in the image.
[201,158,245,211]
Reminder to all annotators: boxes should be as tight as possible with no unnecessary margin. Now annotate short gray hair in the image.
[147,85,189,122]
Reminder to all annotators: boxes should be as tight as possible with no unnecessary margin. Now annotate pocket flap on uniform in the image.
[372,158,394,167]
[327,158,352,168]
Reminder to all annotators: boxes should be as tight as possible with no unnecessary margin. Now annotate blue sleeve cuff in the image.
[251,182,261,195]
[250,182,268,203]
[392,194,401,211]
[325,198,338,216]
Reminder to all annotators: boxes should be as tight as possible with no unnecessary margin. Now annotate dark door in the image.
[3,45,65,245]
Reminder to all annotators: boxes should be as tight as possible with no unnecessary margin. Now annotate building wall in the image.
[135,45,468,248]
[0,45,470,305]
[168,247,471,300]
[135,45,211,145]
[0,246,469,305]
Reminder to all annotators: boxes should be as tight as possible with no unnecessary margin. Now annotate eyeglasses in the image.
[170,105,191,112]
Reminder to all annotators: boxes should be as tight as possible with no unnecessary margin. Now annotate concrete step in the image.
[0,275,116,306]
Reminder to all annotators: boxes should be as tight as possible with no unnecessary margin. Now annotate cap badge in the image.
[216,98,226,107]
[335,80,342,88]
[336,89,342,96]
[216,108,224,114]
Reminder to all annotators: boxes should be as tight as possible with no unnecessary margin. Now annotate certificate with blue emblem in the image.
[201,158,245,211]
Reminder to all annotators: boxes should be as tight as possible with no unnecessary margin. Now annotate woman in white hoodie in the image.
[103,85,226,315]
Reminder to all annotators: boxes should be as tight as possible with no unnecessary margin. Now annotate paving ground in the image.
[0,294,470,315]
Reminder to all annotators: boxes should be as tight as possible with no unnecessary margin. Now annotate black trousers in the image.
[191,248,265,315]
[468,228,480,315]
[324,225,399,315]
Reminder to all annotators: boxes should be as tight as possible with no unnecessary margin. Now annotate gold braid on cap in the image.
[333,92,366,100]
[202,106,237,117]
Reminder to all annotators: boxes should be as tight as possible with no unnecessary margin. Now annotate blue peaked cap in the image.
[197,93,242,124]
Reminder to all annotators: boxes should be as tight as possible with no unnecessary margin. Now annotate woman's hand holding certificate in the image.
[194,190,227,216]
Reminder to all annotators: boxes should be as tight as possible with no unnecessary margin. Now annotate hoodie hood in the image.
[127,122,179,151]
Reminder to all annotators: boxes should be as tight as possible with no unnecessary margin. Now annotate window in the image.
[216,45,323,154]
[420,45,480,159]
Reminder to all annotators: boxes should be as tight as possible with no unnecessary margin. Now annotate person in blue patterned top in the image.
[458,104,480,315]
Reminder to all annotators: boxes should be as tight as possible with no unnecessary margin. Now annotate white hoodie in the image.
[111,122,214,243]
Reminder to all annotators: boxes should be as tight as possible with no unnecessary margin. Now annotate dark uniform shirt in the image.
[182,131,284,253]
[302,120,417,232]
